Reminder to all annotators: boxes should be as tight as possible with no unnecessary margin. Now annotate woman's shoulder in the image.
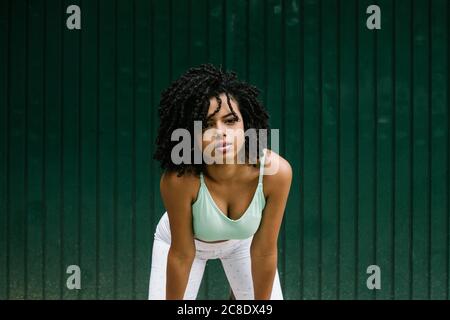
[261,149,292,193]
[263,149,292,174]
[160,170,200,201]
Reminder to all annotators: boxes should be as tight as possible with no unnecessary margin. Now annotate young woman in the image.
[148,64,292,300]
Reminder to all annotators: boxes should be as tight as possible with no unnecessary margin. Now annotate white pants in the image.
[148,212,283,300]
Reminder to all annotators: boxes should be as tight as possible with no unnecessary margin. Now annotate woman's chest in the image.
[206,181,260,220]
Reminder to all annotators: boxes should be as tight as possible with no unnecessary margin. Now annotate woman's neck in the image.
[204,162,247,183]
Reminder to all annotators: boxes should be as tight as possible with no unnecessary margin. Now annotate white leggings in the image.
[148,212,283,300]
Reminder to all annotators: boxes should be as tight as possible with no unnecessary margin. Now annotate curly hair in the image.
[153,63,270,176]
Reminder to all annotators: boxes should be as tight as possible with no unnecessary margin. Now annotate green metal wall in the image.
[0,0,449,300]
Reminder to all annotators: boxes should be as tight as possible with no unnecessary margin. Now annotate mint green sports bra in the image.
[192,149,267,242]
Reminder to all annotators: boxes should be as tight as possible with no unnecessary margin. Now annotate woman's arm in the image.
[250,153,292,299]
[160,171,198,300]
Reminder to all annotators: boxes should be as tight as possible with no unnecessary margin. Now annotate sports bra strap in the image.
[258,148,267,184]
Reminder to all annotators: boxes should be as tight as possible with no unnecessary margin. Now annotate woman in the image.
[148,64,292,300]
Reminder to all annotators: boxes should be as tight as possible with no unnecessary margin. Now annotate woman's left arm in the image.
[250,154,292,300]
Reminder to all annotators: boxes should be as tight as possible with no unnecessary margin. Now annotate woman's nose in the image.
[215,122,227,134]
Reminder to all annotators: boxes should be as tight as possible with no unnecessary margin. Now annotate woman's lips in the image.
[215,141,231,148]
[215,142,232,152]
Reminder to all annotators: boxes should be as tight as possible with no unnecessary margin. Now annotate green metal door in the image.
[0,0,449,299]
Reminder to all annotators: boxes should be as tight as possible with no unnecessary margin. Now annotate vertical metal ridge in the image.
[95,0,100,300]
[113,0,118,299]
[336,0,341,300]
[355,0,360,299]
[24,0,29,299]
[131,0,137,300]
[149,1,155,291]
[168,0,172,79]
[42,0,47,299]
[391,0,397,300]
[206,0,210,62]
[427,0,432,300]
[5,0,11,300]
[187,0,191,64]
[245,0,249,81]
[299,0,305,300]
[149,0,155,252]
[318,0,322,299]
[222,0,226,69]
[409,0,414,300]
[263,1,267,104]
[447,0,450,301]
[77,0,83,301]
[373,0,378,301]
[59,0,65,300]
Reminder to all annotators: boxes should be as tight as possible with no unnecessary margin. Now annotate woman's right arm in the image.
[160,171,197,300]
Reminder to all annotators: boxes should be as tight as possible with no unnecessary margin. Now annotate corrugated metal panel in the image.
[0,0,448,299]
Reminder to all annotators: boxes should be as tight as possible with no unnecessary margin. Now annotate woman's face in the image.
[198,93,245,164]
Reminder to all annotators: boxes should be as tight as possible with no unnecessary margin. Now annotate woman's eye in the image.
[202,122,213,131]
[225,117,238,124]
[202,117,238,131]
